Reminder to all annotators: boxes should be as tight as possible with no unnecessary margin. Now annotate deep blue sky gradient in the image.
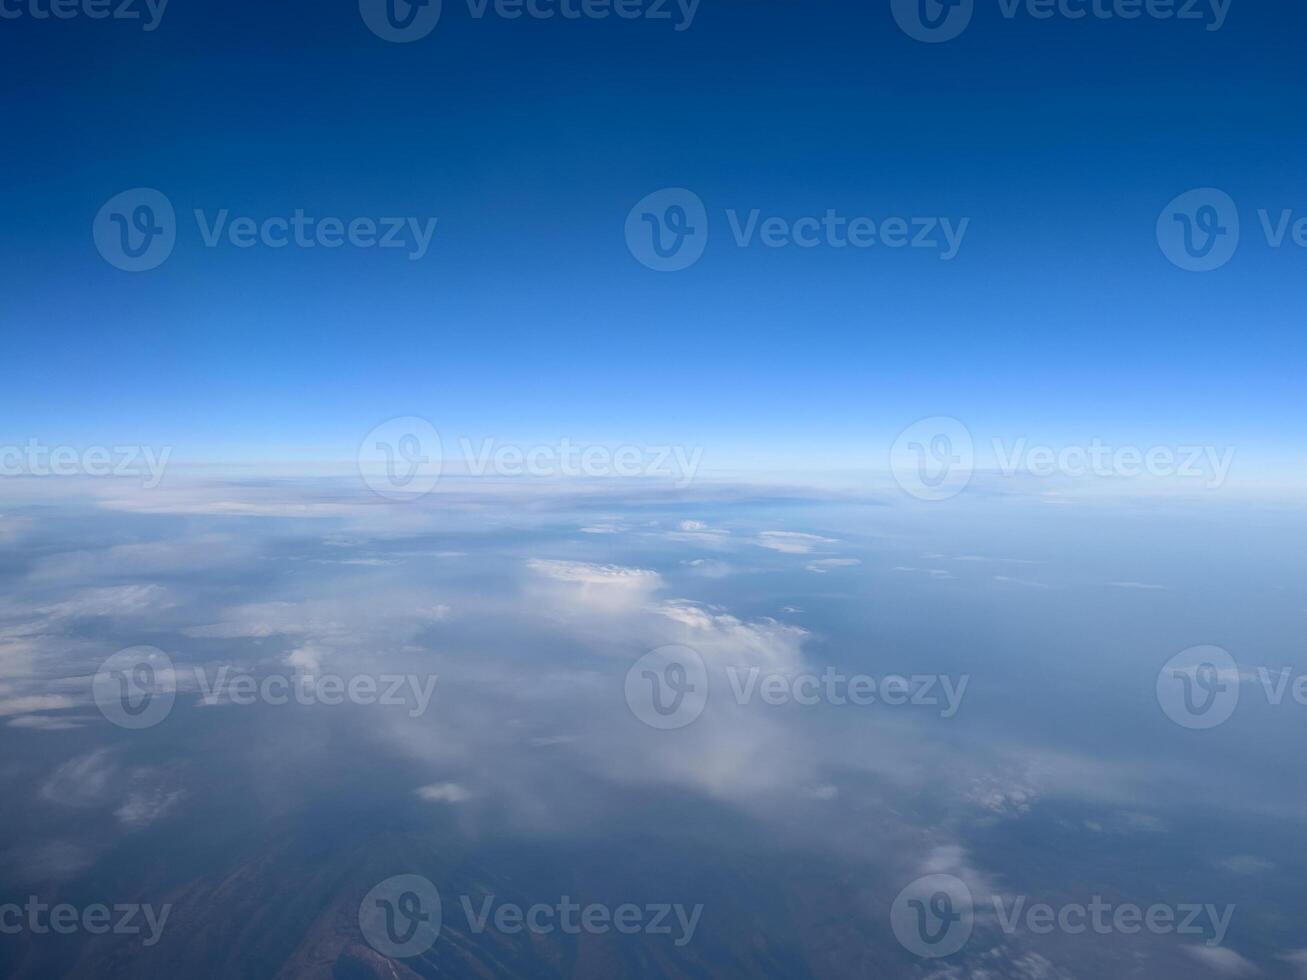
[2,0,1304,468]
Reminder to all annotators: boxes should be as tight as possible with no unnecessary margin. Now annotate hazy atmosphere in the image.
[2,1,1304,977]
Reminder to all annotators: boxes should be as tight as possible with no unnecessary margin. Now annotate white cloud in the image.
[416,782,472,804]
[116,789,183,830]
[806,558,861,573]
[41,749,118,808]
[755,531,837,554]
[33,584,172,620]
[5,713,86,731]
[682,558,731,578]
[1180,946,1261,977]
[526,559,662,611]
[0,693,76,718]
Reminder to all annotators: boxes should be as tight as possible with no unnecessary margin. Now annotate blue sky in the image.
[2,0,1304,474]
